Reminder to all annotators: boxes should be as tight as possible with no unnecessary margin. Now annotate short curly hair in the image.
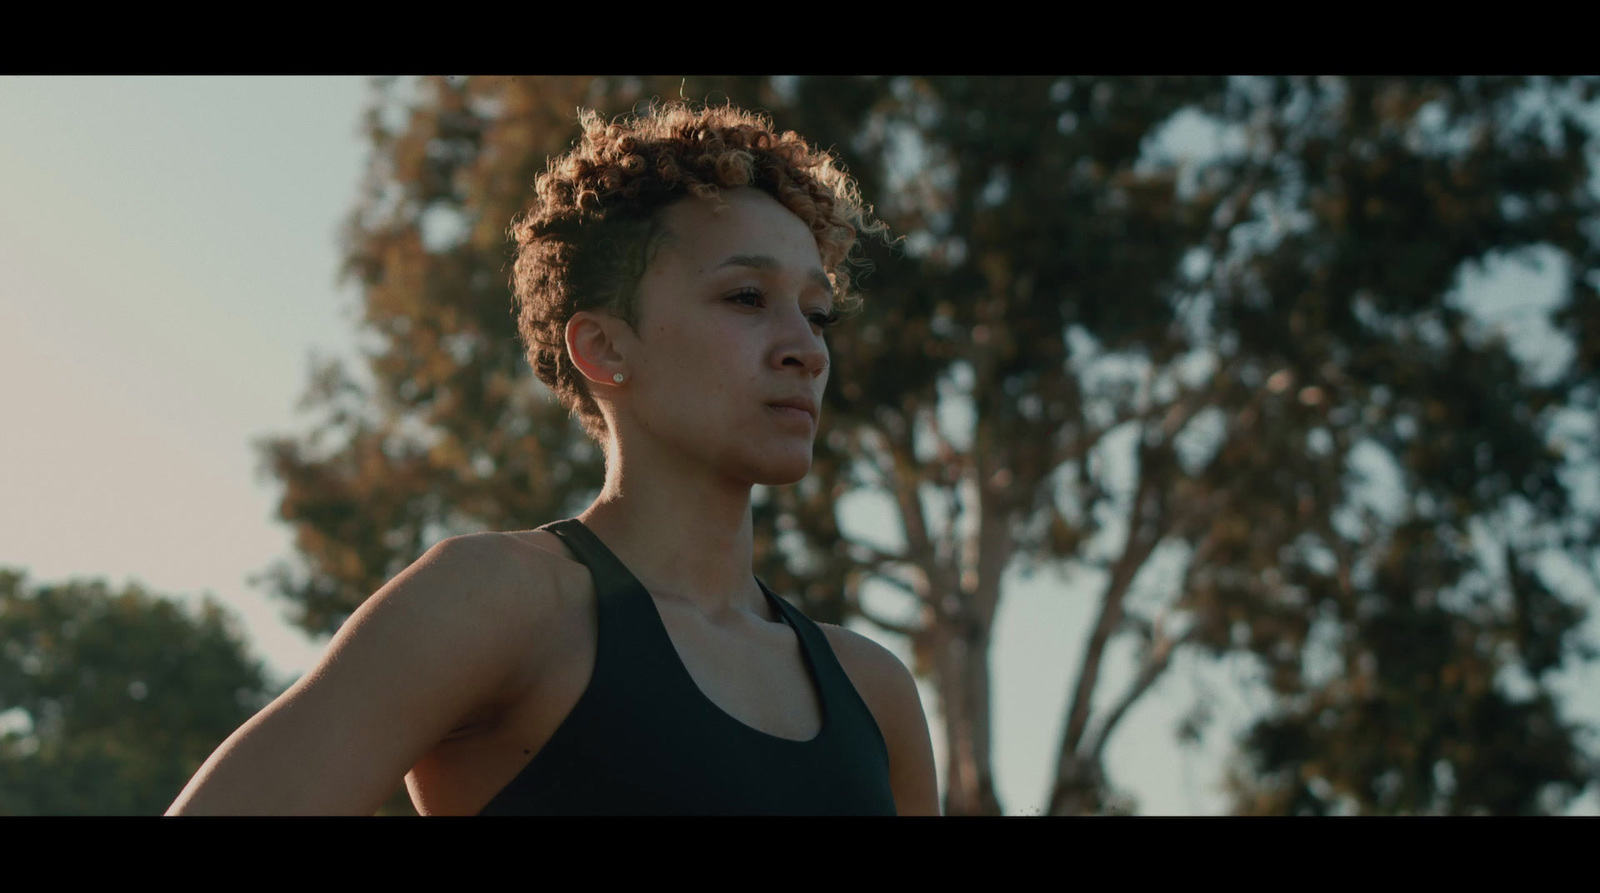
[510,100,887,449]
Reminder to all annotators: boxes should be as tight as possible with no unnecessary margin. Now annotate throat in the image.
[646,578,779,627]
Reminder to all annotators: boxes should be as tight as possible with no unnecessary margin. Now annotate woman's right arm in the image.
[166,534,536,815]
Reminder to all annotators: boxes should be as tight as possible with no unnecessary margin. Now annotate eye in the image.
[728,288,840,330]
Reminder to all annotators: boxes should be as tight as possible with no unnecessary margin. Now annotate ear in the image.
[565,311,626,386]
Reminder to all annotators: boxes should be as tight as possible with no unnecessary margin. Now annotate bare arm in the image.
[873,646,941,816]
[166,535,537,815]
[823,625,942,816]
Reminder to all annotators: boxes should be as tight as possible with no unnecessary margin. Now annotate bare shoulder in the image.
[165,532,560,815]
[816,622,941,815]
[440,531,572,637]
[491,527,584,569]
[312,530,571,741]
[816,623,910,697]
[815,624,923,736]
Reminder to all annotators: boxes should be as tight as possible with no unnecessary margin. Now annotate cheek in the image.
[697,321,763,372]
[655,326,752,405]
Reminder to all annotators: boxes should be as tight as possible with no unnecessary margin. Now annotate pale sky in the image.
[1,75,1594,815]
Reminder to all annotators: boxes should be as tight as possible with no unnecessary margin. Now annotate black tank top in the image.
[477,518,897,815]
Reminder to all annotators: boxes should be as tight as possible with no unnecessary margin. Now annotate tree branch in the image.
[1086,623,1200,764]
[842,576,925,638]
[839,535,913,571]
[841,428,960,622]
[921,401,969,488]
[882,429,963,621]
[1050,403,1143,476]
[1056,438,1168,766]
[851,426,897,491]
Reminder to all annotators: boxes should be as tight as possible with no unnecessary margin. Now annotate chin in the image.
[758,466,812,487]
[746,448,813,487]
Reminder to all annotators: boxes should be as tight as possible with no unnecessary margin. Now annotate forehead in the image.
[653,188,825,274]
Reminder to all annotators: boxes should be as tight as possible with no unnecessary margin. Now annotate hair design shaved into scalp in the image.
[509,100,887,448]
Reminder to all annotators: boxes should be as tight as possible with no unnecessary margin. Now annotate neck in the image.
[576,449,765,623]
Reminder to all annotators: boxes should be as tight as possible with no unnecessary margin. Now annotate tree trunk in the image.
[1048,755,1106,816]
[928,615,1003,816]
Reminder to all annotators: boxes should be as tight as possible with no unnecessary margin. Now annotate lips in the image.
[766,397,817,421]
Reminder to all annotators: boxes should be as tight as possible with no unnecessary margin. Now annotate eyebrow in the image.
[713,254,834,297]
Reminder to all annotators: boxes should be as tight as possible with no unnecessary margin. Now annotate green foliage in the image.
[1226,523,1593,814]
[255,76,1600,815]
[0,568,282,815]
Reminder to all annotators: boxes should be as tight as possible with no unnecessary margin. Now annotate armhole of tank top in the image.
[521,522,583,570]
[771,592,892,763]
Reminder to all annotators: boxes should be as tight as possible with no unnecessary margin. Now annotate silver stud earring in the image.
[613,373,625,383]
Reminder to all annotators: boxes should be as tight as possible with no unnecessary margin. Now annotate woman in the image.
[167,100,940,815]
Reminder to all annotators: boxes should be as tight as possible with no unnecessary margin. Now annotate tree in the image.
[0,568,281,815]
[254,75,1600,816]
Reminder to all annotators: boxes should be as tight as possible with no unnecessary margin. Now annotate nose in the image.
[778,315,829,379]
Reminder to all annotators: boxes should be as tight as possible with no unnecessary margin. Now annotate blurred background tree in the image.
[253,75,1600,815]
[0,568,282,815]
